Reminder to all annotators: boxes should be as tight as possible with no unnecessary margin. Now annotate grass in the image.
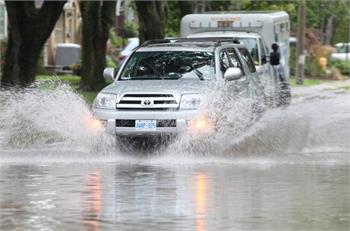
[289,78,327,87]
[36,75,99,105]
[338,86,350,91]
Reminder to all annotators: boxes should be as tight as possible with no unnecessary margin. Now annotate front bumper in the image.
[92,108,199,136]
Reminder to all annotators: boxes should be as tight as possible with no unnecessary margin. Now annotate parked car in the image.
[92,38,265,137]
[331,43,350,61]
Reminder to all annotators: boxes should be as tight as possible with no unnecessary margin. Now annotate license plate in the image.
[135,120,156,130]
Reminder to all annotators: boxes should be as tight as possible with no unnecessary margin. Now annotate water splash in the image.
[1,79,349,165]
[165,82,266,157]
[0,80,115,154]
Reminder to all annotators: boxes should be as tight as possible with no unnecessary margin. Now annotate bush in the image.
[304,56,325,78]
[122,21,138,38]
[330,59,350,75]
[109,30,124,48]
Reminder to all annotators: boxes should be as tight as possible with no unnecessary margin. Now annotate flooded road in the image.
[1,81,350,230]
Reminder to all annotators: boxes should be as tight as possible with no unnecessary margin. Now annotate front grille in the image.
[117,93,178,110]
[116,119,177,128]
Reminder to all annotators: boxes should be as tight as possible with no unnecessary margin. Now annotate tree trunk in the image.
[1,1,66,87]
[324,16,334,45]
[80,1,115,91]
[178,1,194,18]
[135,1,167,44]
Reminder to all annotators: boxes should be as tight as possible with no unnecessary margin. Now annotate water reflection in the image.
[84,171,101,231]
[0,163,350,231]
[195,173,207,231]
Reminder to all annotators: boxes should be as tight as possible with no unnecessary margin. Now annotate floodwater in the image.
[1,80,350,230]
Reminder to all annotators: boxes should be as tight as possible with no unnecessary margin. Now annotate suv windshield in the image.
[120,51,214,80]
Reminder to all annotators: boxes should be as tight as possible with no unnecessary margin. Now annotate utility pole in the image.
[295,0,305,85]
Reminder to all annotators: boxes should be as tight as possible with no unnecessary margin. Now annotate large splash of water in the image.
[0,80,116,154]
[0,79,349,164]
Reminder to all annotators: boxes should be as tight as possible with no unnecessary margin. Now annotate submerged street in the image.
[1,81,350,230]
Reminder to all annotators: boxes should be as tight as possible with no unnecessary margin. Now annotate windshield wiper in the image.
[180,59,205,80]
[193,68,204,80]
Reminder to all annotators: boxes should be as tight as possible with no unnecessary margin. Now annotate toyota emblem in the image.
[142,99,152,106]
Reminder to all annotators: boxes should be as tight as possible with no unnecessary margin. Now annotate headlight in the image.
[180,94,201,110]
[93,93,117,109]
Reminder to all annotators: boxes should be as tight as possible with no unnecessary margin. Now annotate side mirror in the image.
[103,67,116,81]
[224,67,243,81]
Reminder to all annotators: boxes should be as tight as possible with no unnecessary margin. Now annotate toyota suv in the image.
[92,38,265,137]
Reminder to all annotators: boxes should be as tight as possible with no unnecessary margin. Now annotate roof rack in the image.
[174,37,240,47]
[140,39,172,47]
[139,37,240,48]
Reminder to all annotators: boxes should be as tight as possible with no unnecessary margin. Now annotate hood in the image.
[101,79,209,102]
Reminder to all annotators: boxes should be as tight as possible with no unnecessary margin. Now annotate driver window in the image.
[220,49,244,77]
[226,48,242,69]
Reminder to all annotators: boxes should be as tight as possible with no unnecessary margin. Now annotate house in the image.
[45,0,81,66]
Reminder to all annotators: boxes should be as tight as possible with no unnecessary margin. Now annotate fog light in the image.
[85,116,106,132]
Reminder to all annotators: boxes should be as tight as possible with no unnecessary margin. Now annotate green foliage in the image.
[241,1,297,30]
[106,55,117,69]
[305,0,349,43]
[109,30,124,47]
[122,21,138,38]
[330,59,350,75]
[165,1,181,37]
[207,0,232,11]
[290,78,323,87]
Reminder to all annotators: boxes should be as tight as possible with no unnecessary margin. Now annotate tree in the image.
[135,1,167,44]
[305,0,349,44]
[79,1,115,91]
[1,1,66,87]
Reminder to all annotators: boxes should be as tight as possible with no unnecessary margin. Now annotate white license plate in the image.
[135,120,157,130]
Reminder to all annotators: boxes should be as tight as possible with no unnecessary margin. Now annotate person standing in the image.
[270,43,291,105]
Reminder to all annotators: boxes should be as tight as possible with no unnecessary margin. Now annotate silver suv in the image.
[92,38,264,136]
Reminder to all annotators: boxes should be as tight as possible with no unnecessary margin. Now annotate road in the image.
[1,80,350,230]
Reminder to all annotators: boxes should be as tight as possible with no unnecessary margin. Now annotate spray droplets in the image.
[0,80,115,152]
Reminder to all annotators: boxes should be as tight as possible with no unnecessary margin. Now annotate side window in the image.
[220,48,244,77]
[226,48,242,70]
[239,48,256,73]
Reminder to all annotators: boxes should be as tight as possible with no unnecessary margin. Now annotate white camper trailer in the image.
[181,11,290,104]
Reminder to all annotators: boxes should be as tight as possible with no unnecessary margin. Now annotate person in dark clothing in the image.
[269,43,291,105]
[270,43,283,80]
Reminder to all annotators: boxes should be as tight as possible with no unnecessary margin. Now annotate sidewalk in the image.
[291,79,350,103]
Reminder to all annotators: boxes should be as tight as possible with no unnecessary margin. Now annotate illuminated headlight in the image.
[93,93,117,109]
[180,94,201,110]
[187,116,216,134]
